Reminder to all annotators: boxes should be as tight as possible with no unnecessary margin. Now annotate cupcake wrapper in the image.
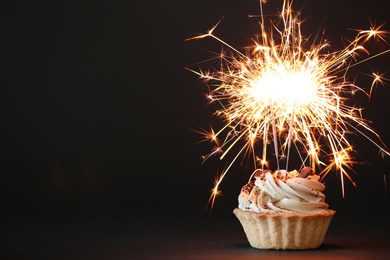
[233,208,335,250]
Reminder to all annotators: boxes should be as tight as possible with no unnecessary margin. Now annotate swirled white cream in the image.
[238,167,329,214]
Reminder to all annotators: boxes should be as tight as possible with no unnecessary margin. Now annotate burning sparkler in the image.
[187,0,390,207]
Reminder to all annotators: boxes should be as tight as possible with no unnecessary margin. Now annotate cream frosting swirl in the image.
[238,167,329,214]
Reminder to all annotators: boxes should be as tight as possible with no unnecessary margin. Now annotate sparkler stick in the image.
[187,0,390,207]
[285,104,295,170]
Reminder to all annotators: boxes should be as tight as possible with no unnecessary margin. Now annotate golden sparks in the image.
[187,0,390,206]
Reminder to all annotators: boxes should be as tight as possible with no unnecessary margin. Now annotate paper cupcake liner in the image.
[233,208,335,250]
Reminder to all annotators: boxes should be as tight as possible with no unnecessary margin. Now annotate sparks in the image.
[187,0,390,206]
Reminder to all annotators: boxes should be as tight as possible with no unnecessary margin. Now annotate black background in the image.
[1,0,390,259]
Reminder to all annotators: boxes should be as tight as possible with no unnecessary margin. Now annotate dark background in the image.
[1,0,390,259]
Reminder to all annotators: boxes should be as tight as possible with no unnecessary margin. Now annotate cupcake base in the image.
[233,208,335,250]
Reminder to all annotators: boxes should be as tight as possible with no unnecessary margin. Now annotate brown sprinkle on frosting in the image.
[299,166,315,178]
[253,169,272,180]
[241,181,256,194]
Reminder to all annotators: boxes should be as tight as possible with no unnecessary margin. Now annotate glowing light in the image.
[187,0,390,206]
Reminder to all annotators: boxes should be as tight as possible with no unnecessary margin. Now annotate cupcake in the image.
[233,167,335,250]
